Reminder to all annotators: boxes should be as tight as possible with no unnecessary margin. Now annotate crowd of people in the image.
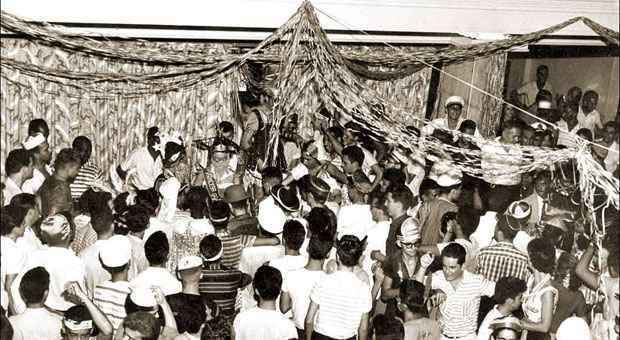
[0,76,619,340]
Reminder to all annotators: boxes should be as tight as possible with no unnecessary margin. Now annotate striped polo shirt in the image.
[477,241,530,282]
[93,280,131,330]
[70,162,103,199]
[216,231,255,269]
[310,271,372,339]
[199,263,252,315]
[431,270,495,338]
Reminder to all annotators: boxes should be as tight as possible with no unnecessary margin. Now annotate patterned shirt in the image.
[477,241,530,282]
[70,162,103,199]
[93,280,131,331]
[431,270,495,338]
[216,231,255,269]
[199,262,252,315]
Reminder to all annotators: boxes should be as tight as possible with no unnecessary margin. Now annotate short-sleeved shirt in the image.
[94,280,131,330]
[120,146,162,191]
[228,214,259,236]
[130,267,182,296]
[70,162,103,199]
[577,107,603,135]
[282,268,326,329]
[217,231,256,270]
[233,307,297,340]
[9,307,63,340]
[79,240,112,297]
[431,270,495,338]
[199,263,251,315]
[311,271,372,339]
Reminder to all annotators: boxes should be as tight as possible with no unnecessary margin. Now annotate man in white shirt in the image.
[9,267,62,340]
[478,277,527,340]
[280,236,332,337]
[577,90,603,137]
[21,132,53,195]
[514,65,553,108]
[269,220,307,276]
[305,234,371,340]
[233,265,298,340]
[0,205,28,314]
[130,231,182,296]
[116,126,163,190]
[481,121,523,213]
[423,96,482,138]
[2,149,34,205]
[11,214,87,314]
[421,243,495,340]
[79,206,116,296]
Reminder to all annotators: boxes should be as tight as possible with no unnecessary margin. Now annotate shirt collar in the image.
[4,177,22,193]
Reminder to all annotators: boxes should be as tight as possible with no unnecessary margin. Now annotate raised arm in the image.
[575,243,600,290]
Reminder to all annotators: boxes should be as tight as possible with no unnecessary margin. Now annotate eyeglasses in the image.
[401,242,416,249]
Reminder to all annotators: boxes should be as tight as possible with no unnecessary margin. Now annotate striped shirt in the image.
[199,263,251,315]
[431,270,495,338]
[93,281,131,330]
[216,231,255,269]
[310,271,372,339]
[70,162,103,199]
[477,241,530,282]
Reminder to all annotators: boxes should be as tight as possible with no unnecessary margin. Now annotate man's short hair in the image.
[184,186,209,219]
[336,235,365,267]
[123,312,161,340]
[208,200,231,229]
[135,189,160,216]
[54,148,81,170]
[388,185,414,209]
[91,206,114,235]
[419,178,439,196]
[5,149,32,176]
[261,166,283,183]
[283,220,306,251]
[537,65,549,72]
[64,305,95,335]
[576,128,593,142]
[326,126,344,141]
[306,207,337,241]
[72,136,92,164]
[307,235,334,260]
[369,191,388,212]
[124,205,151,234]
[171,301,206,334]
[28,119,49,137]
[383,168,406,187]
[493,276,527,304]
[78,189,113,216]
[19,267,50,304]
[0,206,26,236]
[144,231,169,266]
[254,265,282,301]
[9,193,37,211]
[399,279,426,315]
[219,121,234,135]
[527,238,556,274]
[440,242,466,265]
[199,234,222,261]
[459,119,477,133]
[371,314,404,339]
[342,145,365,167]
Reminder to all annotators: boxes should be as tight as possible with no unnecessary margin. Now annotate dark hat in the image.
[223,185,249,203]
[271,185,300,213]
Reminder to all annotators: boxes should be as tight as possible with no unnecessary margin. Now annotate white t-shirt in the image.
[9,307,63,340]
[477,306,506,340]
[79,240,112,297]
[577,107,603,135]
[130,267,182,296]
[12,246,86,313]
[282,268,326,329]
[269,255,307,279]
[2,177,23,205]
[311,271,372,339]
[120,146,163,191]
[233,307,298,340]
[337,204,374,238]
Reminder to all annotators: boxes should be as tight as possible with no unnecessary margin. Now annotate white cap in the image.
[22,133,46,150]
[398,217,421,243]
[177,255,202,271]
[337,205,373,240]
[429,161,462,187]
[258,197,287,234]
[445,96,465,108]
[530,122,548,131]
[507,201,531,220]
[129,287,157,308]
[556,317,592,340]
[99,235,132,267]
[538,100,552,109]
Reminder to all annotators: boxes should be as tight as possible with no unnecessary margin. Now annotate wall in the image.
[507,57,620,123]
